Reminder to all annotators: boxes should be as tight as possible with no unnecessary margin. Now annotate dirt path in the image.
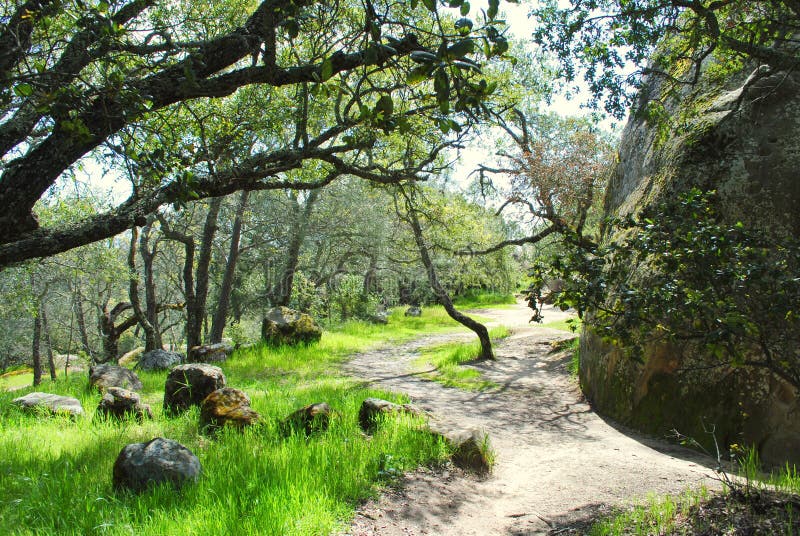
[343,301,719,535]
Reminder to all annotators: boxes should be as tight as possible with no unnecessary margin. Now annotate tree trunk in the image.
[41,306,57,381]
[128,225,159,352]
[402,189,494,360]
[73,289,93,360]
[195,197,223,343]
[210,191,249,343]
[32,306,42,386]
[158,216,197,355]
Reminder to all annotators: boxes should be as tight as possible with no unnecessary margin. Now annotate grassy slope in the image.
[0,307,470,536]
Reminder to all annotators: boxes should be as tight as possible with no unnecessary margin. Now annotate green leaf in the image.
[460,1,470,16]
[407,65,430,85]
[14,83,33,97]
[422,0,436,12]
[447,38,475,58]
[487,0,499,20]
[320,58,333,82]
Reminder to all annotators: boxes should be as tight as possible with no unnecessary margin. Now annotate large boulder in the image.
[358,397,423,433]
[89,364,143,392]
[97,387,153,422]
[199,387,260,434]
[187,342,233,364]
[113,437,201,493]
[163,364,226,415]
[137,349,183,371]
[118,347,145,368]
[281,402,333,436]
[261,306,322,346]
[582,51,800,466]
[404,306,422,317]
[13,392,84,418]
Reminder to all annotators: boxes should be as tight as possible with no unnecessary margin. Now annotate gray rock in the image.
[89,364,143,392]
[163,364,226,415]
[97,387,152,422]
[428,423,493,475]
[261,306,322,346]
[369,311,389,325]
[358,397,422,433]
[113,437,201,492]
[13,392,84,418]
[199,387,260,434]
[187,342,233,364]
[404,306,422,317]
[137,349,183,371]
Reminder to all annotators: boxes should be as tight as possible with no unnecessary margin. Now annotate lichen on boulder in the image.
[260,306,322,346]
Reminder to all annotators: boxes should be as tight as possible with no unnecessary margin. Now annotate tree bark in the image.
[73,289,93,360]
[195,197,223,344]
[41,306,57,381]
[128,225,160,352]
[32,306,42,386]
[158,217,197,354]
[210,191,249,343]
[401,189,494,360]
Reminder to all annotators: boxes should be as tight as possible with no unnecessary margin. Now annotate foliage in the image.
[528,188,800,387]
[451,289,516,308]
[530,1,800,117]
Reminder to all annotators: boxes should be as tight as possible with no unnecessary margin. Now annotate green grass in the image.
[534,316,582,333]
[588,488,710,536]
[415,326,511,390]
[452,289,516,309]
[0,306,470,536]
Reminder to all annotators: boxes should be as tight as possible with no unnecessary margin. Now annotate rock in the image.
[96,387,152,422]
[187,342,233,364]
[137,349,183,371]
[163,364,226,415]
[358,397,423,433]
[199,387,260,433]
[261,306,322,346]
[113,437,201,493]
[281,402,333,436]
[429,423,493,475]
[12,392,84,418]
[118,347,145,368]
[404,306,422,317]
[89,364,143,392]
[369,311,389,325]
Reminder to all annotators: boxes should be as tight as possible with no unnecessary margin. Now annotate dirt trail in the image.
[344,301,719,535]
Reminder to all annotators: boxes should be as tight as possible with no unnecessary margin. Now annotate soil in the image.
[343,301,720,535]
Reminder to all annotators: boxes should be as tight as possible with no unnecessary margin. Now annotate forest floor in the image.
[343,300,720,535]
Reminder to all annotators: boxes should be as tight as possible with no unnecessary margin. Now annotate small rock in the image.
[261,306,322,346]
[187,342,233,364]
[113,437,201,493]
[137,349,183,371]
[429,424,493,475]
[369,311,389,325]
[89,364,143,392]
[13,392,84,418]
[358,397,423,433]
[282,402,333,436]
[404,306,422,317]
[97,387,153,422]
[199,387,260,433]
[163,364,226,415]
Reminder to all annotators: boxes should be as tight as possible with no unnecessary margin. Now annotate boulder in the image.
[187,342,233,364]
[96,387,153,422]
[428,424,493,475]
[163,364,226,415]
[89,364,143,392]
[113,437,201,493]
[13,392,84,418]
[281,402,333,436]
[369,311,389,325]
[358,397,423,433]
[404,306,422,317]
[137,349,183,371]
[261,307,322,346]
[199,387,260,433]
[118,347,145,368]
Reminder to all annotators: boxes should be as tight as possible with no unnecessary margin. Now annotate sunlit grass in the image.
[415,326,511,390]
[534,316,582,333]
[0,306,468,536]
[452,290,517,309]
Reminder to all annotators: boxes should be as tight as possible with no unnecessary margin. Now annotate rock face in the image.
[97,387,153,421]
[261,306,322,346]
[89,364,143,392]
[163,364,226,415]
[358,398,422,433]
[137,349,183,371]
[199,388,260,433]
[582,56,800,466]
[404,306,422,317]
[187,342,233,364]
[13,392,84,418]
[113,437,201,492]
[281,402,333,435]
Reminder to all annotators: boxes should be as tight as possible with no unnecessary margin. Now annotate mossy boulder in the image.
[97,387,152,422]
[281,402,333,436]
[89,364,143,392]
[358,397,423,433]
[261,306,322,346]
[163,364,226,415]
[199,387,260,433]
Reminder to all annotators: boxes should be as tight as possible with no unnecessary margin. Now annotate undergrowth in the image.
[0,306,472,536]
[415,326,511,390]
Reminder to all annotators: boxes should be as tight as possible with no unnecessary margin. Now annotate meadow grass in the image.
[0,306,469,536]
[533,316,582,333]
[451,289,516,309]
[415,326,511,390]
